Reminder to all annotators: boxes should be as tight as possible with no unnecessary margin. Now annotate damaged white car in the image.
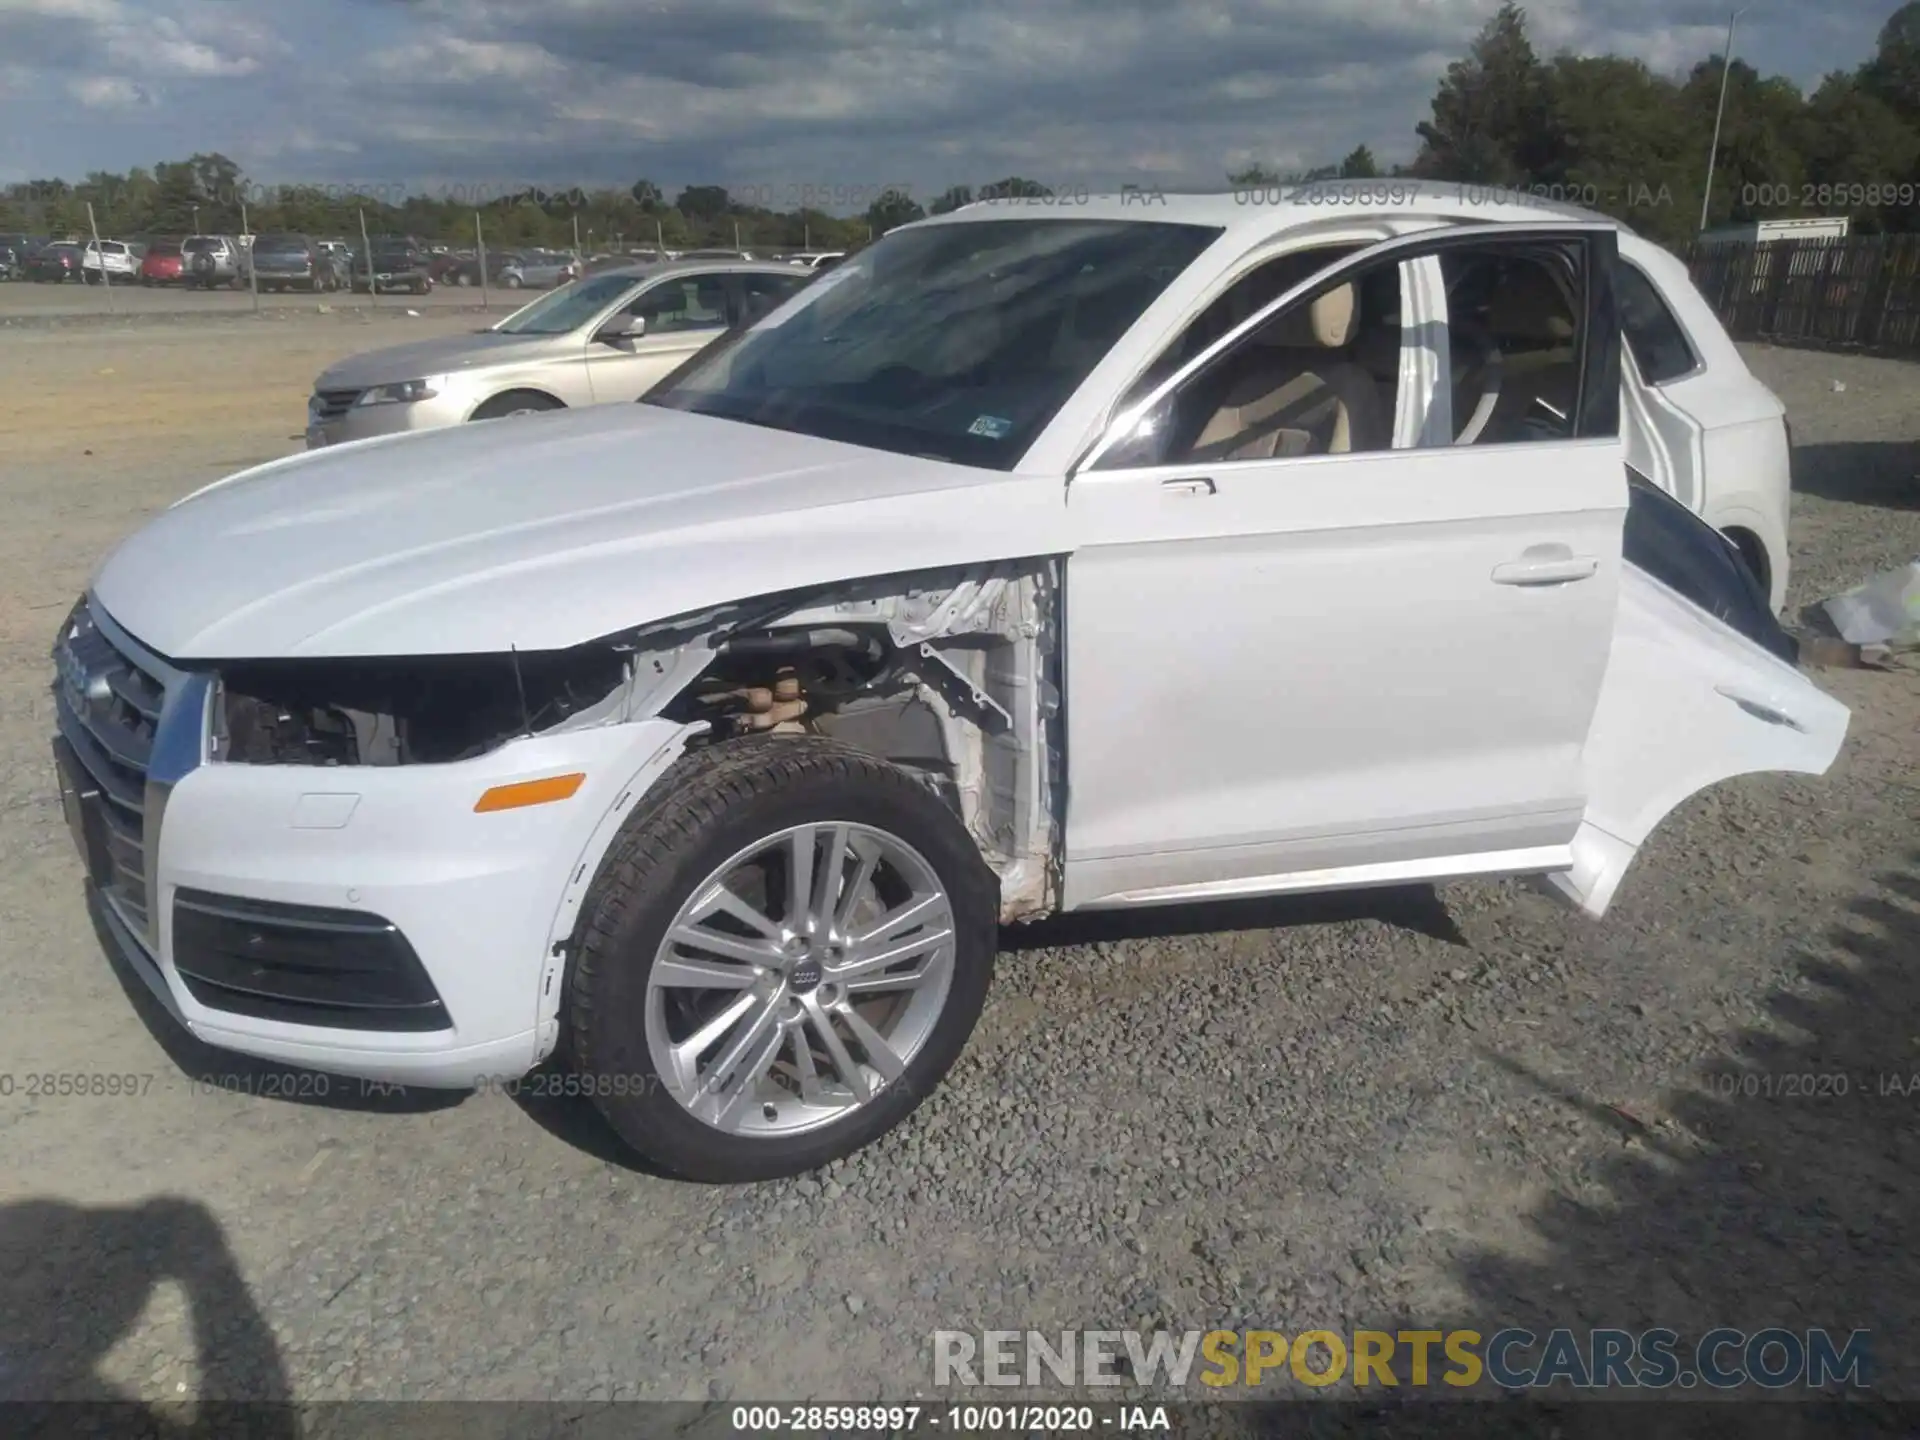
[54,191,1846,1181]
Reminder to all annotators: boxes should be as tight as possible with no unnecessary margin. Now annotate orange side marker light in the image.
[474,773,586,812]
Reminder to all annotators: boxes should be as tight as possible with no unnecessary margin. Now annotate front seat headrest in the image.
[1258,283,1359,349]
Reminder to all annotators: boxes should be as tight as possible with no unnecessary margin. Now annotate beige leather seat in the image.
[1190,284,1391,461]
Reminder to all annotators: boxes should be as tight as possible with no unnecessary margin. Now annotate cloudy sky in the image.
[0,0,1894,206]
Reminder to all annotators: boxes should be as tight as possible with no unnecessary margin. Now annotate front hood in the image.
[91,404,1066,660]
[315,332,562,390]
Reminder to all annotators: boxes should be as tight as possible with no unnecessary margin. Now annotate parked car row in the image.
[0,233,850,287]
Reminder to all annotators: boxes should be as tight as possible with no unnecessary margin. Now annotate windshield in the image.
[644,219,1219,469]
[147,241,181,256]
[492,272,636,335]
[255,234,306,251]
[182,236,218,253]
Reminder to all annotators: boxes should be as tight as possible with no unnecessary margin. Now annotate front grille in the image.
[51,601,165,934]
[313,388,362,420]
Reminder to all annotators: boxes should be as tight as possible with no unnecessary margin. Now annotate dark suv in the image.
[352,238,433,294]
[250,233,340,292]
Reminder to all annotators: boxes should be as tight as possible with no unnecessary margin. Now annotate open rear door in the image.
[1547,478,1848,917]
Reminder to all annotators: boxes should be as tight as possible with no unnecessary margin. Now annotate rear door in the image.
[1547,478,1847,916]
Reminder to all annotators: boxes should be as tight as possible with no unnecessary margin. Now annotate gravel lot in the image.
[0,304,1915,1416]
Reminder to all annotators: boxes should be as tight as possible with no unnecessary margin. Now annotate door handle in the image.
[1490,555,1598,586]
[1161,477,1216,496]
[1715,685,1806,731]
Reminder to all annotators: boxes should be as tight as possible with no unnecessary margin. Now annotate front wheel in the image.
[468,390,562,420]
[566,738,998,1182]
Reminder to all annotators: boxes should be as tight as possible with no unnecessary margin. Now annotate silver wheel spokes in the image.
[644,822,955,1137]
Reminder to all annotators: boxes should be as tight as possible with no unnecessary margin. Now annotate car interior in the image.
[629,276,729,331]
[1125,258,1401,463]
[1093,240,1592,468]
[1443,249,1582,444]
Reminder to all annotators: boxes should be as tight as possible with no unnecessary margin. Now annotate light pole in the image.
[1699,7,1747,232]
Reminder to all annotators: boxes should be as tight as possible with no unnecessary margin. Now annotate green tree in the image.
[865,187,925,233]
[929,184,974,214]
[1337,146,1381,178]
[1683,58,1808,228]
[675,185,730,221]
[1864,0,1920,117]
[1227,163,1284,186]
[1799,70,1920,230]
[1535,54,1694,243]
[1412,1,1550,182]
[977,176,1052,199]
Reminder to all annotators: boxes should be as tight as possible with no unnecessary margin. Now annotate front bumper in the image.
[305,392,469,447]
[57,605,693,1087]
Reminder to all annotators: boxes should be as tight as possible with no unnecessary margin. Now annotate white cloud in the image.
[371,35,565,83]
[68,73,149,106]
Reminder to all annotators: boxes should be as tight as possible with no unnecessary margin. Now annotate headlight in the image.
[215,648,629,766]
[356,378,440,406]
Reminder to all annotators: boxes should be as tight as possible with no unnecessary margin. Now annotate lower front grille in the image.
[172,889,451,1032]
[52,602,164,933]
[313,388,362,420]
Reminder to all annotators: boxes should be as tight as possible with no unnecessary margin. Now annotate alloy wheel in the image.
[644,821,956,1138]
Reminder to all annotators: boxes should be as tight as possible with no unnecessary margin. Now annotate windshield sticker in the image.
[967,414,1014,439]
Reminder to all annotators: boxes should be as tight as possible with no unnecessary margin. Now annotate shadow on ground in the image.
[0,1195,294,1437]
[1000,885,1468,953]
[1792,440,1920,513]
[1434,845,1920,1433]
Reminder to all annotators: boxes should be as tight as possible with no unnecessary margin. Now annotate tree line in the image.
[5,2,1917,255]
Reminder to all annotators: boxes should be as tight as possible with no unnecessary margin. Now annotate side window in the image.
[1613,260,1697,384]
[1441,244,1586,446]
[1098,251,1399,468]
[629,275,730,333]
[738,271,808,325]
[1115,243,1366,414]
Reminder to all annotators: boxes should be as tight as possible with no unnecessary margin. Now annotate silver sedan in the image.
[305,261,813,448]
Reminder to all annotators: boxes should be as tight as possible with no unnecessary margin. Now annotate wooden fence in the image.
[1686,232,1920,352]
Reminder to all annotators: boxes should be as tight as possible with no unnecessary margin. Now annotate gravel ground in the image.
[0,313,1914,1417]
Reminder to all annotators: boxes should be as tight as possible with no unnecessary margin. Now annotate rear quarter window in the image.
[1615,260,1698,384]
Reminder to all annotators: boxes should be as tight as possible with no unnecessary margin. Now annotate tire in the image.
[566,737,997,1182]
[503,274,523,289]
[453,270,472,287]
[468,390,563,420]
